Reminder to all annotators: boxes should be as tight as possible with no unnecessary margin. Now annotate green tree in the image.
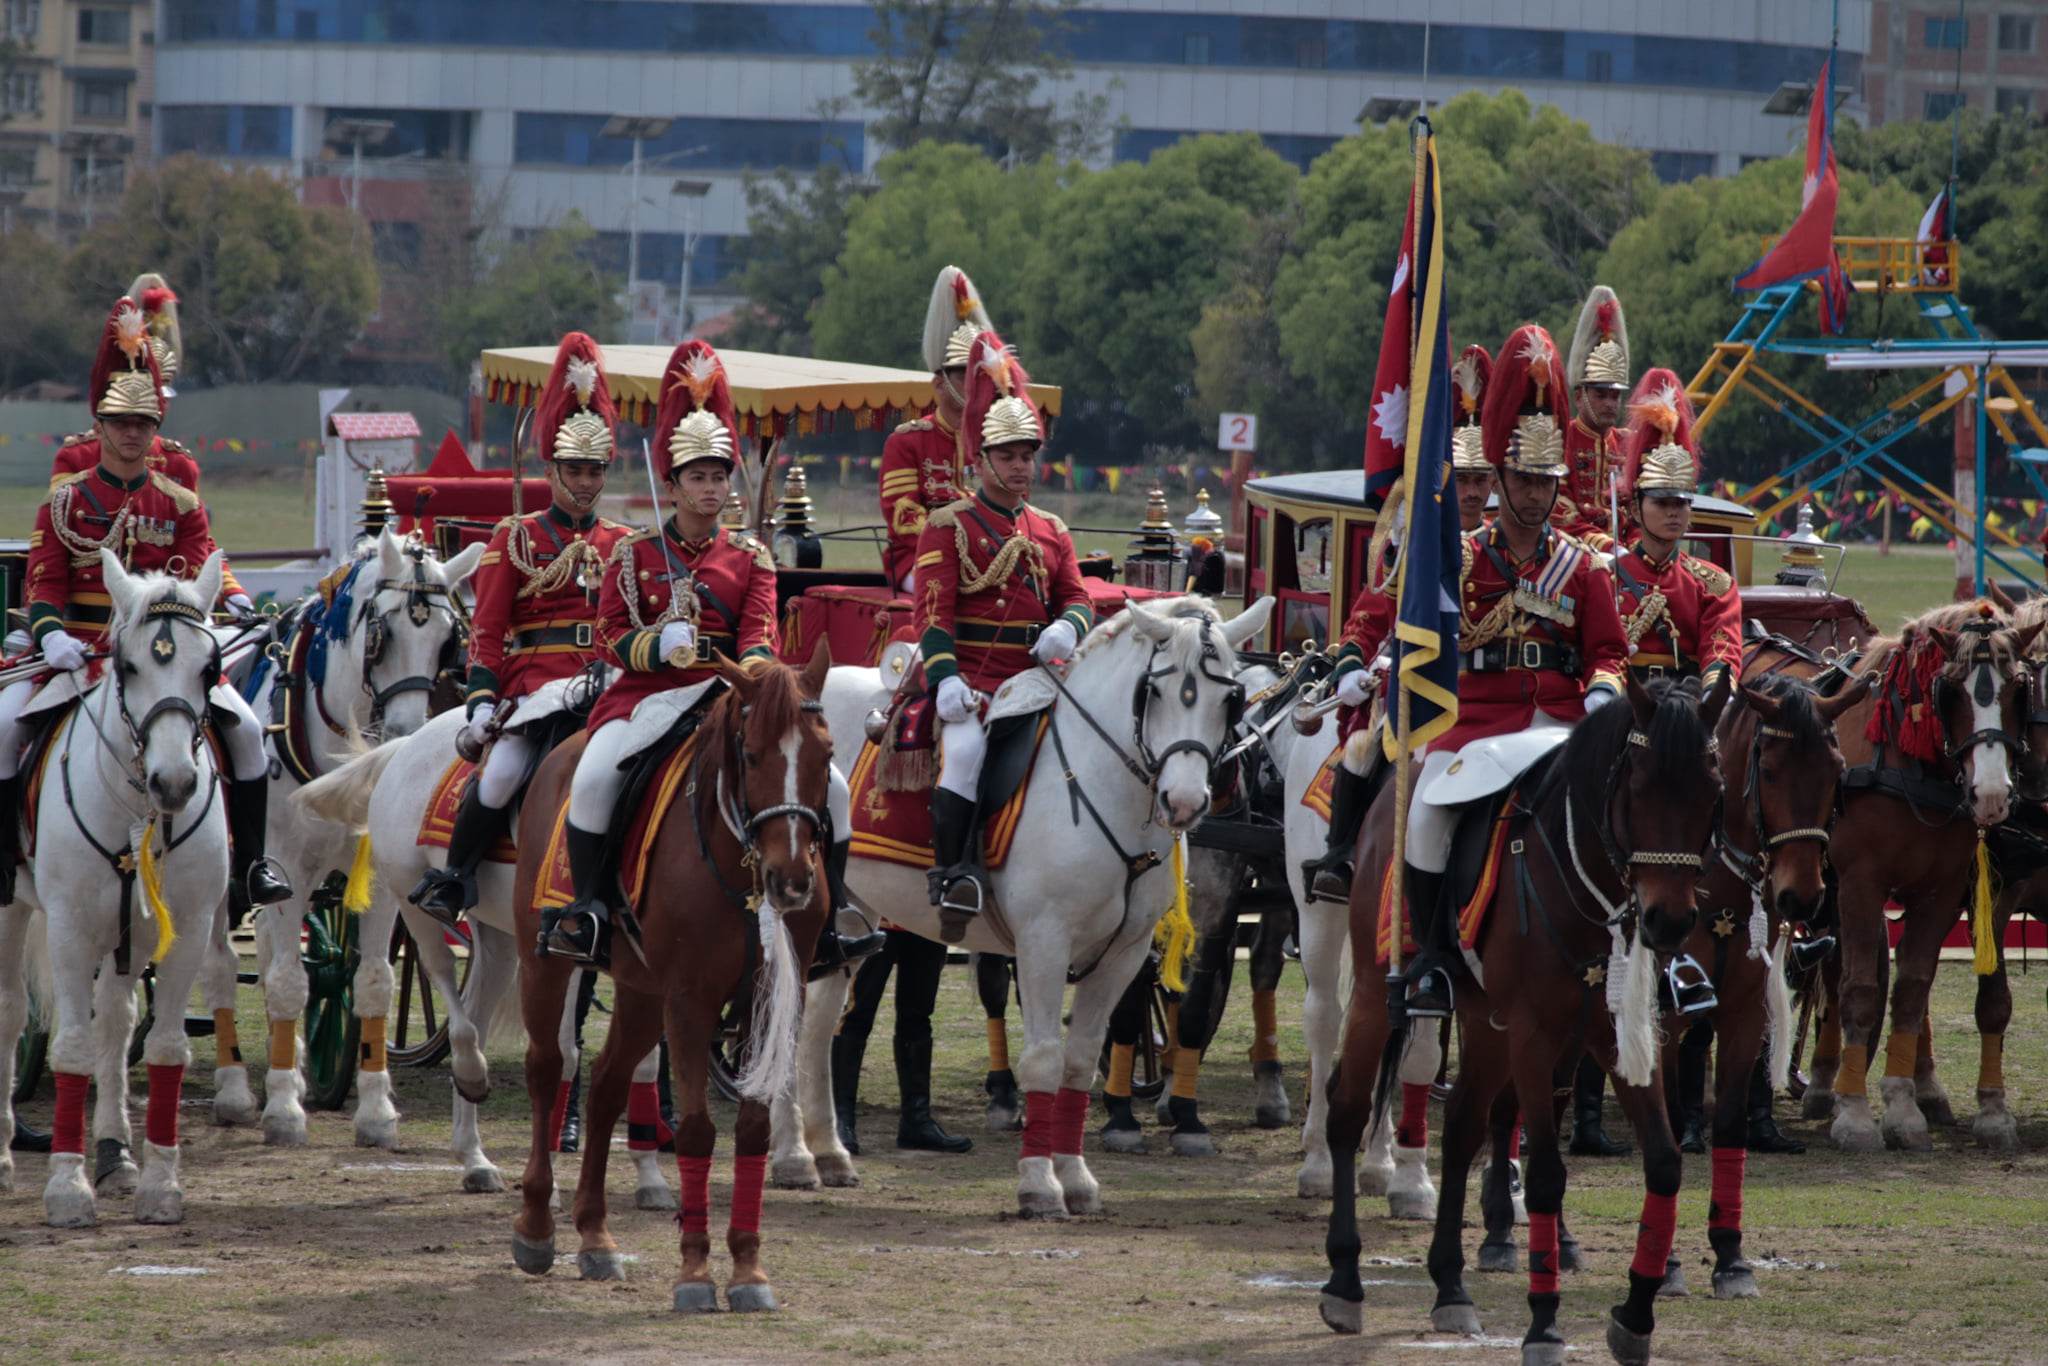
[727,162,865,355]
[852,0,1111,163]
[437,215,623,382]
[0,229,95,392]
[67,155,379,384]
[812,142,1056,369]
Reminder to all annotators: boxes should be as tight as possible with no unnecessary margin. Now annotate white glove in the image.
[1584,685,1618,714]
[936,675,977,723]
[1032,618,1079,665]
[899,571,916,594]
[226,592,255,617]
[41,629,87,673]
[462,710,495,751]
[1335,669,1373,708]
[658,621,696,661]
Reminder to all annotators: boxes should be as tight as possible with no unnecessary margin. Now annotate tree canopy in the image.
[435,216,622,383]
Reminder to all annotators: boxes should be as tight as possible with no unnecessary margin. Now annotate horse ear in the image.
[2012,619,2045,658]
[713,651,750,690]
[1986,581,2018,615]
[1740,683,1781,722]
[441,541,485,586]
[1123,596,1175,643]
[1701,668,1733,729]
[377,525,405,578]
[1816,672,1873,721]
[1924,626,1959,660]
[1625,670,1655,725]
[1220,596,1275,651]
[99,547,137,620]
[192,549,225,614]
[802,638,832,694]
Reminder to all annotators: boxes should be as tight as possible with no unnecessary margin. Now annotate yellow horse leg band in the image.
[1978,1033,2005,1092]
[268,1018,297,1071]
[1171,1045,1202,1099]
[214,1009,241,1068]
[985,1018,1010,1072]
[1835,1042,1870,1098]
[1249,988,1280,1065]
[1105,1043,1135,1099]
[360,1016,388,1073]
[1883,1029,1918,1080]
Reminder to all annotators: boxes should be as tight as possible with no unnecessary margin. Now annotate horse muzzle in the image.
[147,763,200,813]
[1637,900,1699,955]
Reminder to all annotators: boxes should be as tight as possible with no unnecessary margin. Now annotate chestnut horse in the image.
[1793,603,2042,1152]
[1320,675,1729,1365]
[508,649,833,1313]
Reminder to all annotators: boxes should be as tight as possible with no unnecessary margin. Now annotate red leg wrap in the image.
[1630,1191,1680,1280]
[1509,1115,1523,1161]
[1020,1089,1056,1160]
[145,1064,185,1149]
[677,1153,713,1238]
[729,1153,767,1235]
[548,1079,571,1153]
[1708,1146,1746,1233]
[1527,1211,1560,1295]
[1052,1087,1089,1157]
[53,1072,88,1155]
[626,1081,660,1152]
[1396,1082,1430,1150]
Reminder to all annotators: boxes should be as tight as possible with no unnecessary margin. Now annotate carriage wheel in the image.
[124,972,157,1069]
[300,875,362,1111]
[12,1009,47,1103]
[385,918,459,1069]
[708,996,746,1105]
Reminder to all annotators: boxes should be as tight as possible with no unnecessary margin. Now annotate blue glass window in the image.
[535,229,737,288]
[160,103,293,157]
[1924,17,1967,50]
[160,2,1863,98]
[322,105,470,160]
[1649,150,1715,182]
[514,113,862,172]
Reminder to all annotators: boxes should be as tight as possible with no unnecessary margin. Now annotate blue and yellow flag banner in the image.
[1385,118,1460,756]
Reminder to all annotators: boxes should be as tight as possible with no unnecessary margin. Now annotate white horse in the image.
[0,550,233,1226]
[774,596,1273,1216]
[209,528,482,1148]
[291,699,673,1207]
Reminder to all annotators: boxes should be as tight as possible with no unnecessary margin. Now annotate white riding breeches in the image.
[214,684,268,783]
[0,677,34,780]
[938,714,986,802]
[828,759,850,849]
[476,731,536,810]
[568,716,852,840]
[1405,713,1573,873]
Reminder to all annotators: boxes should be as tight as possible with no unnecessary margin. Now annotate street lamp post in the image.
[671,178,712,337]
[598,115,674,304]
[326,117,397,214]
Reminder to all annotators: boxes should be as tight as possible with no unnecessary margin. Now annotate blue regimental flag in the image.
[1385,119,1460,756]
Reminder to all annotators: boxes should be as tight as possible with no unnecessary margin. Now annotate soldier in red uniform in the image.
[0,297,290,911]
[914,330,1093,924]
[1556,284,1631,549]
[879,266,995,591]
[1397,324,1631,1016]
[1306,345,1496,903]
[409,332,631,924]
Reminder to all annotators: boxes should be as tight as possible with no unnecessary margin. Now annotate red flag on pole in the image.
[1733,56,1851,333]
[1362,189,1418,511]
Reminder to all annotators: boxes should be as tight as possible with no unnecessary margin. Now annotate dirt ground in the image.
[4,961,2047,1366]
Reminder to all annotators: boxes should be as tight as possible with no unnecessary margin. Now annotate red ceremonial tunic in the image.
[1612,539,1742,687]
[912,491,1093,693]
[465,505,630,711]
[49,433,245,600]
[27,464,215,647]
[1554,418,1625,550]
[586,522,779,731]
[1433,522,1629,751]
[878,411,967,590]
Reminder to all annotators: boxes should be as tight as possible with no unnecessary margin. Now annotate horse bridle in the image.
[1040,618,1246,794]
[1716,709,1840,894]
[1939,617,2026,763]
[105,594,221,785]
[701,691,831,909]
[1561,721,1720,929]
[354,543,470,722]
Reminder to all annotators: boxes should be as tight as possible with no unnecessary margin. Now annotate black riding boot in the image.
[226,778,293,911]
[1569,1056,1632,1157]
[1307,761,1372,904]
[0,775,18,905]
[559,1066,583,1153]
[1746,1049,1806,1153]
[808,839,888,982]
[928,789,984,940]
[9,1116,50,1152]
[1674,1025,1710,1154]
[409,785,506,928]
[539,824,613,969]
[1400,865,1453,1018]
[895,1034,971,1153]
[831,1027,864,1156]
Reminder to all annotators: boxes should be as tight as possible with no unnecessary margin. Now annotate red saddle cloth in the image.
[530,731,703,913]
[415,757,519,864]
[1370,809,1513,968]
[1301,744,1340,820]
[847,715,1049,870]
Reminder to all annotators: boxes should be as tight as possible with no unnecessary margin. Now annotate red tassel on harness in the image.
[1865,641,1947,764]
[1708,1146,1746,1232]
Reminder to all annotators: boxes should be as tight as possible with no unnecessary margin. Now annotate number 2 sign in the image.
[1217,412,1258,452]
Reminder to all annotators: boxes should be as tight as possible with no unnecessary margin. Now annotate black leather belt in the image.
[510,622,594,652]
[63,601,112,627]
[694,632,738,659]
[957,620,1042,647]
[1460,640,1580,675]
[1629,658,1698,683]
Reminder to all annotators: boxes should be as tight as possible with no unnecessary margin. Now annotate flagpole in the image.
[1386,119,1428,1009]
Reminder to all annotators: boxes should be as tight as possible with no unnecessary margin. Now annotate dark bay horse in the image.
[508,648,834,1312]
[1320,674,1729,1364]
[1792,603,2042,1152]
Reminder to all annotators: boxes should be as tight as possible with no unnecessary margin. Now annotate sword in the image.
[455,697,517,764]
[641,438,698,668]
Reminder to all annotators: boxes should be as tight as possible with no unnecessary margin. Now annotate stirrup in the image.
[937,870,985,919]
[1660,953,1718,1018]
[1305,858,1354,905]
[244,855,293,907]
[1403,965,1454,1020]
[408,869,471,931]
[539,907,609,969]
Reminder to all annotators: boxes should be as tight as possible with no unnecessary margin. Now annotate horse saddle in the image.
[1420,726,1570,808]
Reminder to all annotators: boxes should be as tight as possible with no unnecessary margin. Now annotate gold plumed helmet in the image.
[90,296,165,423]
[129,273,183,391]
[922,265,996,373]
[960,330,1042,454]
[655,340,740,473]
[1623,368,1701,500]
[1567,284,1630,392]
[534,332,618,465]
[1449,344,1493,474]
[1482,325,1568,479]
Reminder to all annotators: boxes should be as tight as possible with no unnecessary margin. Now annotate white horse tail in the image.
[292,738,407,830]
[473,926,527,1044]
[1764,928,1794,1090]
[734,905,802,1104]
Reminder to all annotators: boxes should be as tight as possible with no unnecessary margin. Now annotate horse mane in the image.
[108,566,204,632]
[1863,600,2015,761]
[1534,678,1710,810]
[1862,600,2003,677]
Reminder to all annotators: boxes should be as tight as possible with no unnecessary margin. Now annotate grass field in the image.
[3,962,2046,1364]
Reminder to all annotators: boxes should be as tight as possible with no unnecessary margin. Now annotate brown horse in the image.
[508,648,834,1312]
[1794,603,2042,1152]
[1320,674,1729,1364]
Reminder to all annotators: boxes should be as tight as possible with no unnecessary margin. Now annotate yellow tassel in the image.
[343,832,376,915]
[135,819,176,964]
[1972,831,1997,976]
[1153,835,1195,993]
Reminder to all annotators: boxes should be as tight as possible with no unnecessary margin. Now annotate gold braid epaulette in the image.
[49,479,135,567]
[954,520,1046,596]
[1624,585,1672,648]
[610,533,697,631]
[505,516,600,600]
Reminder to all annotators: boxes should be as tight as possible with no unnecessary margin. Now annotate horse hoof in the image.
[673,1281,720,1313]
[1387,1188,1437,1221]
[212,1068,260,1126]
[1800,1086,1836,1122]
[354,1117,400,1150]
[1254,1102,1289,1130]
[1522,1340,1568,1366]
[1477,1240,1518,1273]
[1100,1125,1147,1155]
[815,1153,860,1188]
[461,1166,506,1195]
[44,1156,96,1229]
[1658,1261,1690,1298]
[1972,1110,2019,1153]
[1605,1315,1653,1365]
[1916,1092,1956,1128]
[1062,1184,1102,1216]
[510,1234,556,1276]
[453,1071,490,1105]
[1017,1190,1069,1220]
[1828,1101,1882,1154]
[135,1186,185,1226]
[1296,1170,1333,1200]
[1319,1293,1363,1335]
[0,1156,13,1192]
[985,1102,1023,1134]
[1357,1160,1393,1198]
[1713,1265,1761,1300]
[262,1113,308,1148]
[578,1249,627,1281]
[95,1142,139,1198]
[635,1182,678,1212]
[1431,1302,1482,1336]
[1170,1129,1217,1158]
[1557,1240,1586,1274]
[727,1282,779,1313]
[771,1155,821,1190]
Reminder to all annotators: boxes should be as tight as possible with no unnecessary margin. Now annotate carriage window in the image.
[1281,597,1329,653]
[1291,518,1333,597]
